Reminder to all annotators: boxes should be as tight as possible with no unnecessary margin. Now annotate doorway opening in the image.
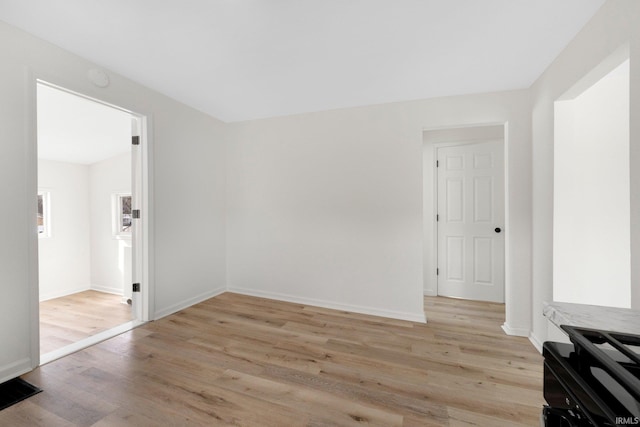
[423,124,506,304]
[36,81,147,364]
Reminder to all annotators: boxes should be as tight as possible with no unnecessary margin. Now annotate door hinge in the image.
[436,214,439,222]
[132,283,141,292]
[132,209,140,219]
[436,268,439,276]
[436,160,439,167]
[132,136,140,146]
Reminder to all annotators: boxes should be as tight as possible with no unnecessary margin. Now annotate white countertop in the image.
[543,301,640,336]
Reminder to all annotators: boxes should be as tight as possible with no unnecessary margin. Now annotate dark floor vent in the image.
[0,377,42,411]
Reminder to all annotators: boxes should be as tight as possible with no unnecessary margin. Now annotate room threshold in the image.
[40,319,146,366]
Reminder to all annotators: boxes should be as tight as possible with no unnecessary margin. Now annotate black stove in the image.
[542,326,640,426]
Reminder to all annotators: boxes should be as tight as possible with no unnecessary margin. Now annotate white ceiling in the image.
[2,0,605,122]
[37,84,131,165]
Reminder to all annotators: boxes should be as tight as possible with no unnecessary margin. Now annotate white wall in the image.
[0,20,227,383]
[554,60,630,308]
[530,0,640,349]
[89,152,132,298]
[227,90,531,327]
[37,160,91,301]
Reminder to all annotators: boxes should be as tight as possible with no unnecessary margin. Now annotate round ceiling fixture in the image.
[88,68,110,88]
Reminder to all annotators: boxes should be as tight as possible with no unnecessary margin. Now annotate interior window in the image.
[37,192,51,238]
[114,194,132,236]
[120,195,132,233]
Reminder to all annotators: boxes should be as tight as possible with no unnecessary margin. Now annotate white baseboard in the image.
[501,322,530,337]
[423,289,437,296]
[39,285,91,302]
[529,332,543,354]
[0,357,33,385]
[153,286,226,320]
[90,284,124,296]
[227,286,427,323]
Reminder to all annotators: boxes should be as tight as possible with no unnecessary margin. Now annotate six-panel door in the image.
[437,140,505,303]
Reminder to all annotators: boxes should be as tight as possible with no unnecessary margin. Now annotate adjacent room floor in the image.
[6,294,543,426]
[40,290,133,355]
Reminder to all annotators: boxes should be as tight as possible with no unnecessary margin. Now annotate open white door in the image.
[436,140,505,303]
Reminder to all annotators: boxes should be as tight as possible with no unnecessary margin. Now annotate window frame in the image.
[37,190,52,238]
[112,192,133,239]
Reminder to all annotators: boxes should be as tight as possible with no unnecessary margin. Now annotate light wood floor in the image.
[4,294,544,426]
[40,290,133,354]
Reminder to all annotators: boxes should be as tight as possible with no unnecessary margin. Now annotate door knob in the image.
[495,227,502,233]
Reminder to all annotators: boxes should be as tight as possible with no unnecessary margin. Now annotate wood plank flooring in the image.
[40,290,133,354]
[3,294,544,426]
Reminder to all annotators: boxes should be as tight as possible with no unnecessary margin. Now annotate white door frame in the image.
[422,122,508,306]
[434,139,505,302]
[27,74,153,367]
